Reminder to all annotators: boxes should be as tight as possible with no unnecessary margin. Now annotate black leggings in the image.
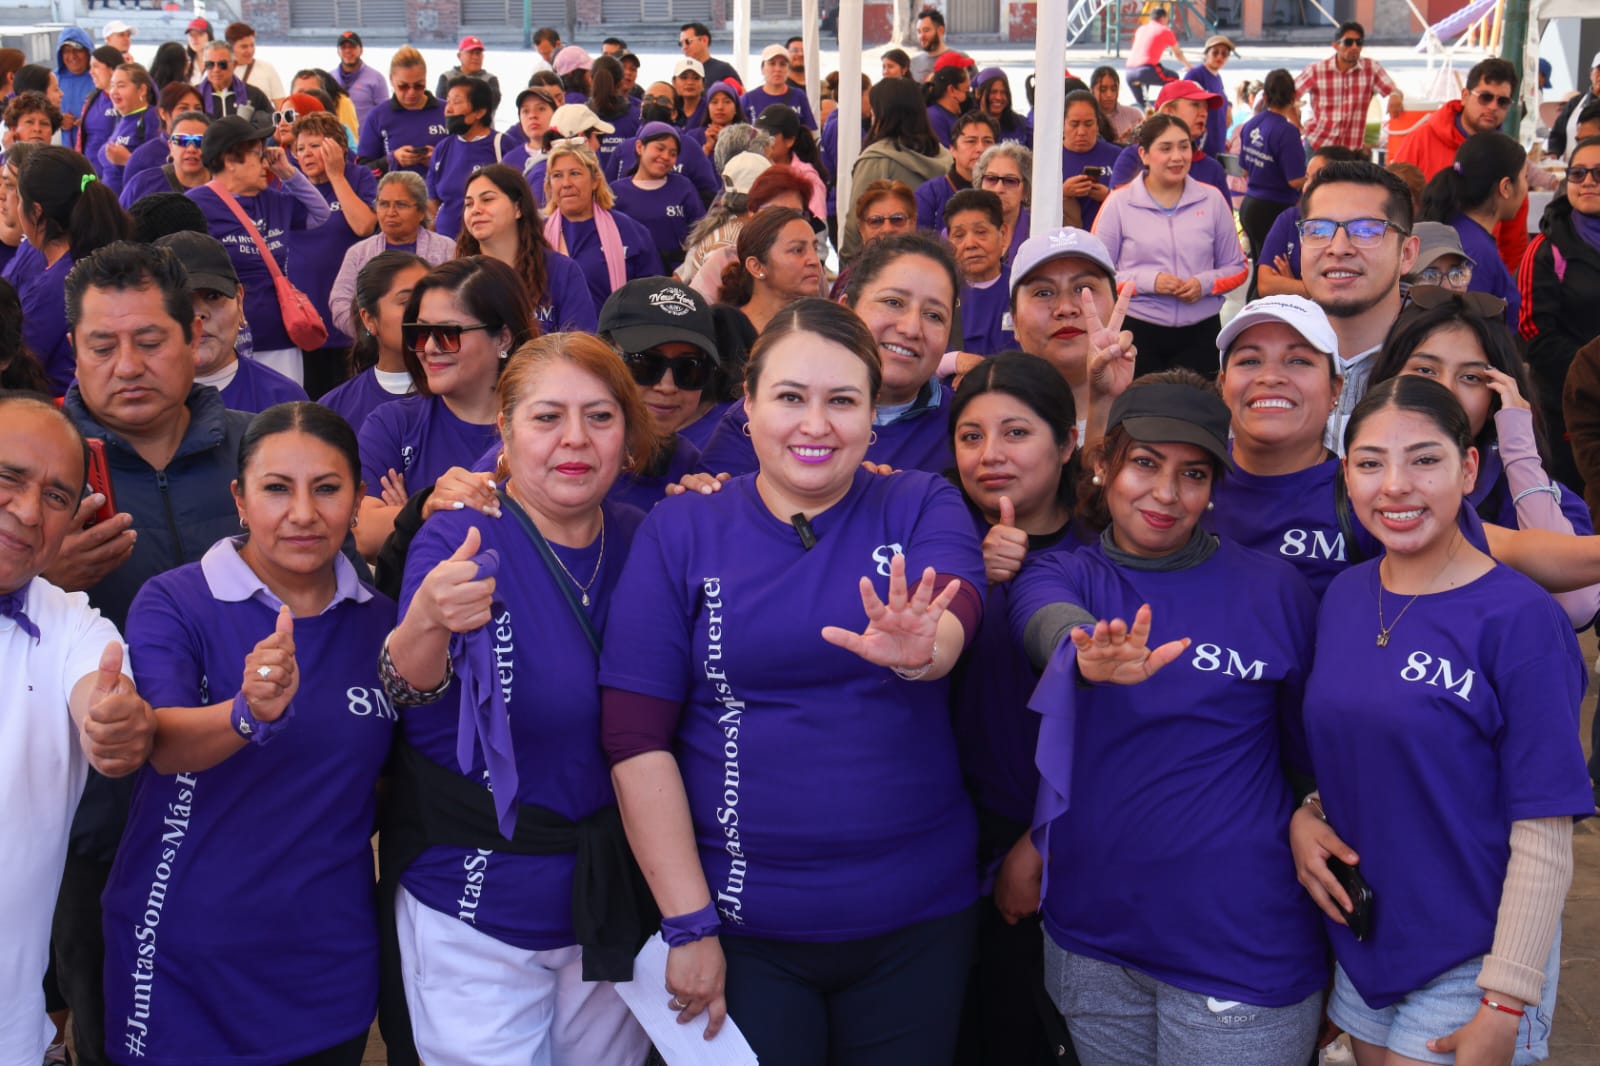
[1128,313,1225,381]
[720,905,978,1066]
[284,1031,369,1066]
[1239,197,1294,301]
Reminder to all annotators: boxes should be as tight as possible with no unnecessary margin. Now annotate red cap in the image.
[1155,79,1226,111]
[458,35,485,52]
[280,92,327,118]
[187,17,211,32]
[933,51,976,72]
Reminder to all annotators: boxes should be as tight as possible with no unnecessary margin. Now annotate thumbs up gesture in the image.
[415,525,498,635]
[82,642,156,777]
[982,496,1030,585]
[240,606,299,724]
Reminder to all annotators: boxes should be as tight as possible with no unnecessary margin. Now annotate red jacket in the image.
[1388,100,1528,271]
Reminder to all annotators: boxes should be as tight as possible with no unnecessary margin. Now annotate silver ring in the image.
[670,997,686,1010]
[256,665,272,679]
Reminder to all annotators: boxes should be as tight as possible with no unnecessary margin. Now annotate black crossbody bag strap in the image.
[498,489,602,656]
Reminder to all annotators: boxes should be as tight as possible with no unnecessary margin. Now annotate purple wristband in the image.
[661,903,722,947]
[231,691,294,746]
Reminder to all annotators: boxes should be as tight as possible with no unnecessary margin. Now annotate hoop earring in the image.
[239,517,248,530]
[868,431,878,446]
[741,420,753,438]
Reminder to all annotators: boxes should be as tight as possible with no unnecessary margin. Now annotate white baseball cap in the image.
[1009,228,1116,300]
[103,20,134,38]
[672,57,705,79]
[722,151,772,195]
[760,44,788,65]
[1590,50,1600,70]
[1216,296,1339,366]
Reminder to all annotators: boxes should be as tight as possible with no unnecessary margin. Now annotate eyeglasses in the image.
[375,198,418,211]
[1472,90,1512,109]
[623,350,715,389]
[863,212,910,228]
[204,60,230,70]
[1566,165,1600,185]
[981,173,1024,189]
[1411,265,1473,287]
[1296,217,1408,246]
[272,108,298,127]
[169,133,204,149]
[402,322,492,353]
[1339,37,1364,47]
[678,37,699,48]
[1406,284,1507,317]
[393,81,426,93]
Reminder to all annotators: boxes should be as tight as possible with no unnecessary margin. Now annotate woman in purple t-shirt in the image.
[542,141,660,311]
[601,299,985,1062]
[319,251,428,435]
[1293,376,1593,1066]
[713,205,822,336]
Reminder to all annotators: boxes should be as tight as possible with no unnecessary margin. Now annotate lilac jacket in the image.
[328,229,458,337]
[1091,175,1248,327]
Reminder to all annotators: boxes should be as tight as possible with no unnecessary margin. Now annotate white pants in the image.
[251,346,303,384]
[395,885,649,1066]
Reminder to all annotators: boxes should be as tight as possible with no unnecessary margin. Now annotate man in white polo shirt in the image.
[0,396,156,1064]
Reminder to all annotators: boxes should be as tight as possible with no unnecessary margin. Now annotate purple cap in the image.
[637,120,681,145]
[706,79,742,104]
[973,67,1007,91]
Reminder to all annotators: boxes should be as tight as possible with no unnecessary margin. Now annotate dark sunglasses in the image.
[1472,90,1512,109]
[1566,165,1600,185]
[1339,37,1364,47]
[272,108,299,126]
[169,132,204,149]
[393,81,426,93]
[623,350,715,390]
[863,212,910,228]
[403,322,492,353]
[1405,284,1507,317]
[204,59,230,70]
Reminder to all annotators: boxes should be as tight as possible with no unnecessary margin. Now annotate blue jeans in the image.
[1126,64,1177,107]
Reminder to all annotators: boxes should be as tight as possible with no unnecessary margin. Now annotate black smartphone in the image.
[1325,856,1374,941]
[1082,165,1106,180]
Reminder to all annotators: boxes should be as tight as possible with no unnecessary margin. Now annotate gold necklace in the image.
[1375,533,1462,648]
[547,513,605,606]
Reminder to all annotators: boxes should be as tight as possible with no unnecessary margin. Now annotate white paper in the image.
[615,934,759,1065]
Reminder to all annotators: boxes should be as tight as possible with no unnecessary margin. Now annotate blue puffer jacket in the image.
[61,384,252,860]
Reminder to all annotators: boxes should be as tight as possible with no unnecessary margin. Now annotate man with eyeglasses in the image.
[358,46,449,178]
[197,40,270,123]
[1391,57,1528,270]
[1295,21,1403,151]
[678,22,738,90]
[1296,160,1420,446]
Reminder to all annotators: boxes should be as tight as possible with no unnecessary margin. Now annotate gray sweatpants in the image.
[1043,938,1322,1066]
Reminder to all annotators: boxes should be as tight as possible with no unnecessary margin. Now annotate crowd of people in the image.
[5,8,1600,1066]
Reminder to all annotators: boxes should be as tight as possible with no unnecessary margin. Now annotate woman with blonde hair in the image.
[542,140,659,311]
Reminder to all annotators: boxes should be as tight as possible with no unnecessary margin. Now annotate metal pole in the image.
[802,0,821,127]
[523,0,532,51]
[837,0,865,239]
[1497,0,1531,134]
[733,0,751,91]
[1033,0,1068,232]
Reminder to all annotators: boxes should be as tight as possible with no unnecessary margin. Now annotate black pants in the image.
[1129,313,1225,381]
[285,1031,369,1066]
[302,347,351,401]
[954,898,1072,1065]
[1239,195,1294,301]
[720,904,977,1066]
[51,854,114,1066]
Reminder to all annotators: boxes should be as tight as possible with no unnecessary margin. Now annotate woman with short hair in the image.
[542,141,660,311]
[329,170,456,339]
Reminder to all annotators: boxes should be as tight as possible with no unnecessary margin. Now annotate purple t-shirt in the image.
[555,211,662,311]
[103,556,395,1063]
[358,393,500,498]
[915,171,964,232]
[537,250,600,335]
[1,243,74,395]
[288,163,380,349]
[1009,538,1328,1005]
[608,433,702,513]
[1062,140,1123,230]
[599,468,983,941]
[926,104,960,148]
[697,382,954,478]
[98,108,162,196]
[318,368,412,434]
[122,133,169,186]
[78,91,120,175]
[592,102,642,175]
[1239,110,1307,206]
[608,174,706,271]
[1305,561,1592,1008]
[1258,205,1303,279]
[742,85,817,130]
[187,184,311,352]
[217,356,310,414]
[1450,213,1520,328]
[426,130,518,239]
[677,400,734,454]
[958,273,1016,356]
[119,163,186,209]
[1182,65,1229,158]
[356,97,449,177]
[397,500,644,949]
[607,134,720,202]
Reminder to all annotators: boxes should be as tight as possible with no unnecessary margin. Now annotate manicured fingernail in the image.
[450,501,465,510]
[485,479,497,490]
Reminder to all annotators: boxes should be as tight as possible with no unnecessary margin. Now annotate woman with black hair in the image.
[1237,69,1308,272]
[924,63,971,149]
[610,122,706,273]
[99,62,161,198]
[753,104,828,219]
[148,41,191,91]
[426,76,518,240]
[587,54,641,176]
[973,68,1030,147]
[842,77,950,261]
[881,49,913,80]
[0,276,51,394]
[1421,132,1526,327]
[1,146,130,394]
[320,251,429,434]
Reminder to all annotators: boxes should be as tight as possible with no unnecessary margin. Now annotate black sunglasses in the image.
[1405,284,1507,318]
[403,322,491,353]
[1472,90,1512,109]
[1566,165,1600,185]
[623,350,715,389]
[204,59,230,70]
[1339,37,1364,47]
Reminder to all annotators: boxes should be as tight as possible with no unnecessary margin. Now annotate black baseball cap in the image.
[156,231,239,297]
[337,31,362,46]
[200,115,270,171]
[1106,382,1232,468]
[598,278,717,361]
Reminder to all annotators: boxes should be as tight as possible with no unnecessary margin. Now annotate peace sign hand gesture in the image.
[1085,283,1137,406]
[821,553,959,675]
[1069,603,1189,685]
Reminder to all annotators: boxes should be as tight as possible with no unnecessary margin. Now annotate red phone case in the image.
[85,438,116,524]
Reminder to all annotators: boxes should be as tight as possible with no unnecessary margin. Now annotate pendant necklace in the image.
[549,513,605,606]
[1375,532,1462,647]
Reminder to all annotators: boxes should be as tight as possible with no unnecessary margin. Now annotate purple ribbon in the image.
[0,581,39,642]
[1028,640,1082,898]
[449,548,521,839]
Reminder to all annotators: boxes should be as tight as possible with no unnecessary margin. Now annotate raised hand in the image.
[1069,603,1188,685]
[320,136,347,175]
[820,553,959,673]
[982,496,1029,584]
[263,145,296,181]
[1483,366,1531,413]
[379,468,409,508]
[81,642,155,777]
[42,496,135,592]
[240,605,298,723]
[415,525,497,634]
[1085,282,1137,404]
[422,467,500,518]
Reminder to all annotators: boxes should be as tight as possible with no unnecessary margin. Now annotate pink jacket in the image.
[1092,175,1247,327]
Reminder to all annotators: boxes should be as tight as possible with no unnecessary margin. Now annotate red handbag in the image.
[205,180,329,351]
